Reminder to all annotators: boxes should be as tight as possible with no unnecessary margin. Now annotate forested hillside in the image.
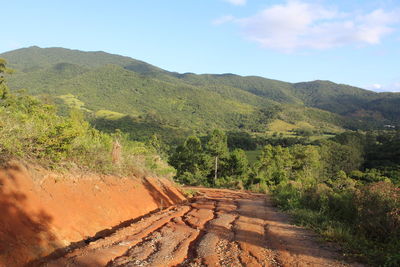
[293,80,400,125]
[1,46,399,143]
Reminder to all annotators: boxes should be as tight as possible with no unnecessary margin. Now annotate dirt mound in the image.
[0,162,185,267]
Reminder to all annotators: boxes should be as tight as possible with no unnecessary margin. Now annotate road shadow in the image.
[0,166,60,267]
[28,205,171,266]
[157,180,185,203]
[30,177,185,266]
[141,178,178,208]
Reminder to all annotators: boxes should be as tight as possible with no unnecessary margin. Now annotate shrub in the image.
[355,182,400,242]
[272,179,400,266]
[300,183,331,212]
[273,181,302,209]
[248,181,269,194]
[176,172,209,187]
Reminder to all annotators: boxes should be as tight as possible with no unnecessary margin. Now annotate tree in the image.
[227,131,257,150]
[320,140,363,178]
[225,149,249,179]
[206,129,228,183]
[147,134,169,158]
[0,59,12,100]
[253,145,293,186]
[290,145,321,183]
[169,135,211,184]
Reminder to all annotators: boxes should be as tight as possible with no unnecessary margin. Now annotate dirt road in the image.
[41,188,357,267]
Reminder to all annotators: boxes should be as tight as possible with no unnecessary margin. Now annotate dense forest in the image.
[1,47,400,266]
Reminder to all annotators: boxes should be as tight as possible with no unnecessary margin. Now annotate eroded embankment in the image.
[0,161,185,267]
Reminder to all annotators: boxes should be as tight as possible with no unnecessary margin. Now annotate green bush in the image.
[273,181,303,209]
[355,182,400,242]
[248,181,269,194]
[272,180,400,266]
[176,171,210,186]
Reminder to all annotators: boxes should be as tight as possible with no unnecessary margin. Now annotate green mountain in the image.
[292,80,400,123]
[1,46,399,141]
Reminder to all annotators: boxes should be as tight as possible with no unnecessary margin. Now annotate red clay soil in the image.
[40,188,363,267]
[0,162,185,267]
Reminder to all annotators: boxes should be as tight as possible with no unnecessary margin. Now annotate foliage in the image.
[0,59,12,99]
[3,46,399,145]
[181,188,199,198]
[206,129,229,158]
[169,136,211,179]
[364,130,400,184]
[224,149,249,178]
[170,130,249,188]
[227,131,257,150]
[249,144,321,187]
[230,129,400,265]
[355,182,400,242]
[273,180,399,266]
[264,132,400,265]
[319,140,363,178]
[252,145,293,186]
[0,60,172,177]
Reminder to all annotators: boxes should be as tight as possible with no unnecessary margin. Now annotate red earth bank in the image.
[0,162,185,267]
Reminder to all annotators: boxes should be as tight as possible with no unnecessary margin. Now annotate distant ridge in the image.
[1,46,399,138]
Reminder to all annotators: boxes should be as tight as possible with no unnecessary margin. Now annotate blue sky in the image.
[2,0,400,92]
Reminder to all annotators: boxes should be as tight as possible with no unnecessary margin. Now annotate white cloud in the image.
[223,0,246,6]
[367,82,400,92]
[370,84,383,90]
[213,15,235,25]
[232,0,400,52]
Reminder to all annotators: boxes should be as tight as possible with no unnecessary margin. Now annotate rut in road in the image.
[41,188,358,267]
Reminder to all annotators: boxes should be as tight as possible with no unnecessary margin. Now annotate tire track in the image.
[178,199,217,267]
[43,206,191,267]
[109,199,217,267]
[41,188,357,267]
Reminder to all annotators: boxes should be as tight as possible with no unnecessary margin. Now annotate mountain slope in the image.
[52,64,281,130]
[292,80,400,125]
[1,46,399,139]
[1,46,160,72]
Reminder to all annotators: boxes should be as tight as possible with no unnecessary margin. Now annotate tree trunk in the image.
[112,140,122,165]
[214,156,218,185]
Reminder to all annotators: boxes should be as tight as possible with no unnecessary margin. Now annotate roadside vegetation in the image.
[170,128,400,266]
[0,59,174,177]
